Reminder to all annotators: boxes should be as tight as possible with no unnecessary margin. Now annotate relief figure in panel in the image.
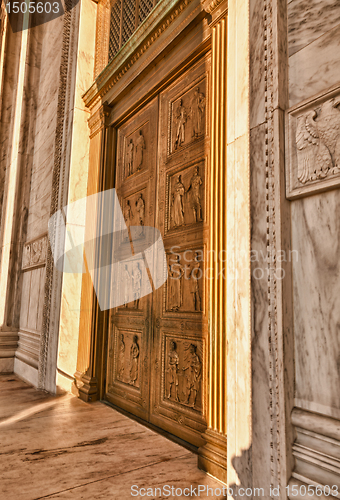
[186,166,203,222]
[121,264,131,307]
[167,341,179,401]
[190,251,202,312]
[135,194,145,236]
[135,130,146,171]
[132,262,142,309]
[174,99,187,150]
[123,200,133,241]
[191,87,206,139]
[126,138,134,177]
[296,98,340,184]
[171,175,185,227]
[182,343,202,406]
[168,255,185,311]
[117,333,125,380]
[129,335,140,385]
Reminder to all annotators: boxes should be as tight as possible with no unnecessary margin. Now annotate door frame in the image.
[74,0,257,486]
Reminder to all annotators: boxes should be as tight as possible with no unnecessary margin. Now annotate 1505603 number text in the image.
[5,1,60,14]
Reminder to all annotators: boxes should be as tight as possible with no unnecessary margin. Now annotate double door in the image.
[105,56,210,447]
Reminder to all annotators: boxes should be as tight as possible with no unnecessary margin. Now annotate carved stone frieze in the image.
[286,87,340,199]
[163,336,203,410]
[169,81,207,154]
[121,189,147,245]
[22,235,48,270]
[118,258,145,310]
[129,335,140,385]
[167,162,205,231]
[166,249,204,313]
[113,330,141,388]
[124,127,147,179]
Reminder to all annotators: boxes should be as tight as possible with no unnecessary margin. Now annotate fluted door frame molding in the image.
[198,0,252,485]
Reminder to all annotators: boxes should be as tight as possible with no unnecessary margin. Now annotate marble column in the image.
[73,103,112,402]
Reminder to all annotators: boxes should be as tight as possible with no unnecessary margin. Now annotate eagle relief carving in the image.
[296,97,340,184]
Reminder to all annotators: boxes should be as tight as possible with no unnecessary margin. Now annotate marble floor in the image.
[0,375,226,499]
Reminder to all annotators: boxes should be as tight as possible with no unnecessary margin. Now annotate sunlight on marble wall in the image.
[56,0,97,393]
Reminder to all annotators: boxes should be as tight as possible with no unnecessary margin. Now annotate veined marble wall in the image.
[286,0,340,494]
[250,0,340,489]
[56,0,96,394]
[15,15,64,386]
[0,2,96,390]
[292,191,340,415]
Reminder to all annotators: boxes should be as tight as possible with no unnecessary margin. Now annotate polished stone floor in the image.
[0,375,226,499]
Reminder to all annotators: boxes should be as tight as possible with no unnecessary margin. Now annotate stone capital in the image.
[88,103,112,138]
[201,0,227,20]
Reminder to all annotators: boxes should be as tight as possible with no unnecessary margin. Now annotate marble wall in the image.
[26,18,63,243]
[288,0,340,416]
[56,0,96,393]
[0,2,95,390]
[286,0,340,493]
[288,0,340,107]
[249,0,340,493]
[15,15,64,386]
[292,191,340,416]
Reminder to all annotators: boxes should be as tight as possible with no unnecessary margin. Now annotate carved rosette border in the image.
[264,0,280,490]
[38,0,76,389]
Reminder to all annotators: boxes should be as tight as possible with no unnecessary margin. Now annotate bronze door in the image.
[105,56,210,447]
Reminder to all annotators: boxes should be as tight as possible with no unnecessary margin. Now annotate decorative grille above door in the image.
[108,0,159,61]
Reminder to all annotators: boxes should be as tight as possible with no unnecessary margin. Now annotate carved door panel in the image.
[150,56,210,447]
[105,56,210,447]
[105,98,159,421]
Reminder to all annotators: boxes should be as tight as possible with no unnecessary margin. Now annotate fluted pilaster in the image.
[198,0,228,482]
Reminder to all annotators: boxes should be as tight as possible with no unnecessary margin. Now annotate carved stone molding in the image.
[198,429,227,483]
[201,0,227,14]
[290,408,340,493]
[22,234,48,270]
[286,84,340,199]
[88,103,112,138]
[0,331,19,358]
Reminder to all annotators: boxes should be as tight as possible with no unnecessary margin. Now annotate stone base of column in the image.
[198,429,228,483]
[74,370,98,402]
